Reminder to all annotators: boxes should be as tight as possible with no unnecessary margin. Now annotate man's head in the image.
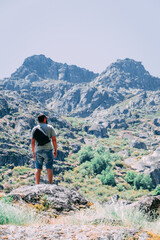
[38,114,48,123]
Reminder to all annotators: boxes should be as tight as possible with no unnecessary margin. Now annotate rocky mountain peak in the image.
[106,58,149,77]
[95,58,160,90]
[10,54,98,83]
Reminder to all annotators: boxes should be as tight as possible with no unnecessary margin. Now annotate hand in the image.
[53,151,57,158]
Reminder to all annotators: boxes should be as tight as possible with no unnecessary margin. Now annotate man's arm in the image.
[52,136,57,158]
[31,139,36,161]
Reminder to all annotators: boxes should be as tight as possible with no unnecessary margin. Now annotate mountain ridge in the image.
[1,54,160,117]
[10,54,98,83]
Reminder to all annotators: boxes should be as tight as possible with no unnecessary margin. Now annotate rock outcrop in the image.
[94,58,160,90]
[9,184,89,214]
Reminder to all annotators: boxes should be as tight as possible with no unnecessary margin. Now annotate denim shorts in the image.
[35,150,53,169]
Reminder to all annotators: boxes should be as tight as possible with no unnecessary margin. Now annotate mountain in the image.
[10,54,98,83]
[94,58,160,90]
[1,55,160,118]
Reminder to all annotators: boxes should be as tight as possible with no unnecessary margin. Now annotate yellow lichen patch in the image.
[87,201,93,207]
[34,203,45,211]
[147,231,160,240]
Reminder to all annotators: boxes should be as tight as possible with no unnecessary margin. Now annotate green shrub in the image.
[134,174,153,190]
[140,174,153,190]
[96,146,106,155]
[134,174,144,190]
[110,153,121,162]
[154,185,160,195]
[117,184,125,192]
[91,153,108,174]
[125,171,137,185]
[100,170,116,186]
[79,146,94,164]
[79,161,93,177]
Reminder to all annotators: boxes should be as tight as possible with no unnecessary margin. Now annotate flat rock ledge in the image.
[8,184,89,214]
[0,224,157,240]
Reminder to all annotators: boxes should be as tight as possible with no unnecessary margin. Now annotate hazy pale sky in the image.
[0,0,160,79]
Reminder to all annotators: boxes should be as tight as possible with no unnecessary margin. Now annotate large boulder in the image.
[130,140,147,150]
[88,124,108,138]
[8,184,89,214]
[133,195,160,215]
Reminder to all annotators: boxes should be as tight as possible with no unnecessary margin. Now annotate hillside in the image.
[0,55,160,201]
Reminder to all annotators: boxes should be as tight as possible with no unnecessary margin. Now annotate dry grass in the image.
[53,202,160,235]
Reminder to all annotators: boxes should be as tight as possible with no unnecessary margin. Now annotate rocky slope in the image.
[1,55,160,187]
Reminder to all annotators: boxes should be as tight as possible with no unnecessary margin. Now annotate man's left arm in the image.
[52,136,57,158]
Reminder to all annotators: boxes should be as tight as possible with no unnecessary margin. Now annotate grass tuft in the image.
[0,201,42,226]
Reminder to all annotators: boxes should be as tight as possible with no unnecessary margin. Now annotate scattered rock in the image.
[153,118,160,127]
[0,184,4,190]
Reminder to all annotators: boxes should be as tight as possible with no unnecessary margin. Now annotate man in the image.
[31,114,57,184]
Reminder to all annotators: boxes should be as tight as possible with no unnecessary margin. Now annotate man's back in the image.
[31,123,56,152]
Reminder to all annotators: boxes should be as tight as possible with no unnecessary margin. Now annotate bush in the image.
[125,171,137,185]
[91,154,108,174]
[79,146,94,164]
[79,161,93,177]
[117,184,125,192]
[154,185,160,195]
[96,146,106,155]
[140,174,153,190]
[100,170,116,186]
[134,174,153,190]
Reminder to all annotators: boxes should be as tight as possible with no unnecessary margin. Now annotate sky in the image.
[0,0,160,79]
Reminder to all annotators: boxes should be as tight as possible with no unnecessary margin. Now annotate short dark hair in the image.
[38,114,47,123]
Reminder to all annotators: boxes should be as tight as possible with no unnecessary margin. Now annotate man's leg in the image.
[47,169,53,184]
[35,169,41,184]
